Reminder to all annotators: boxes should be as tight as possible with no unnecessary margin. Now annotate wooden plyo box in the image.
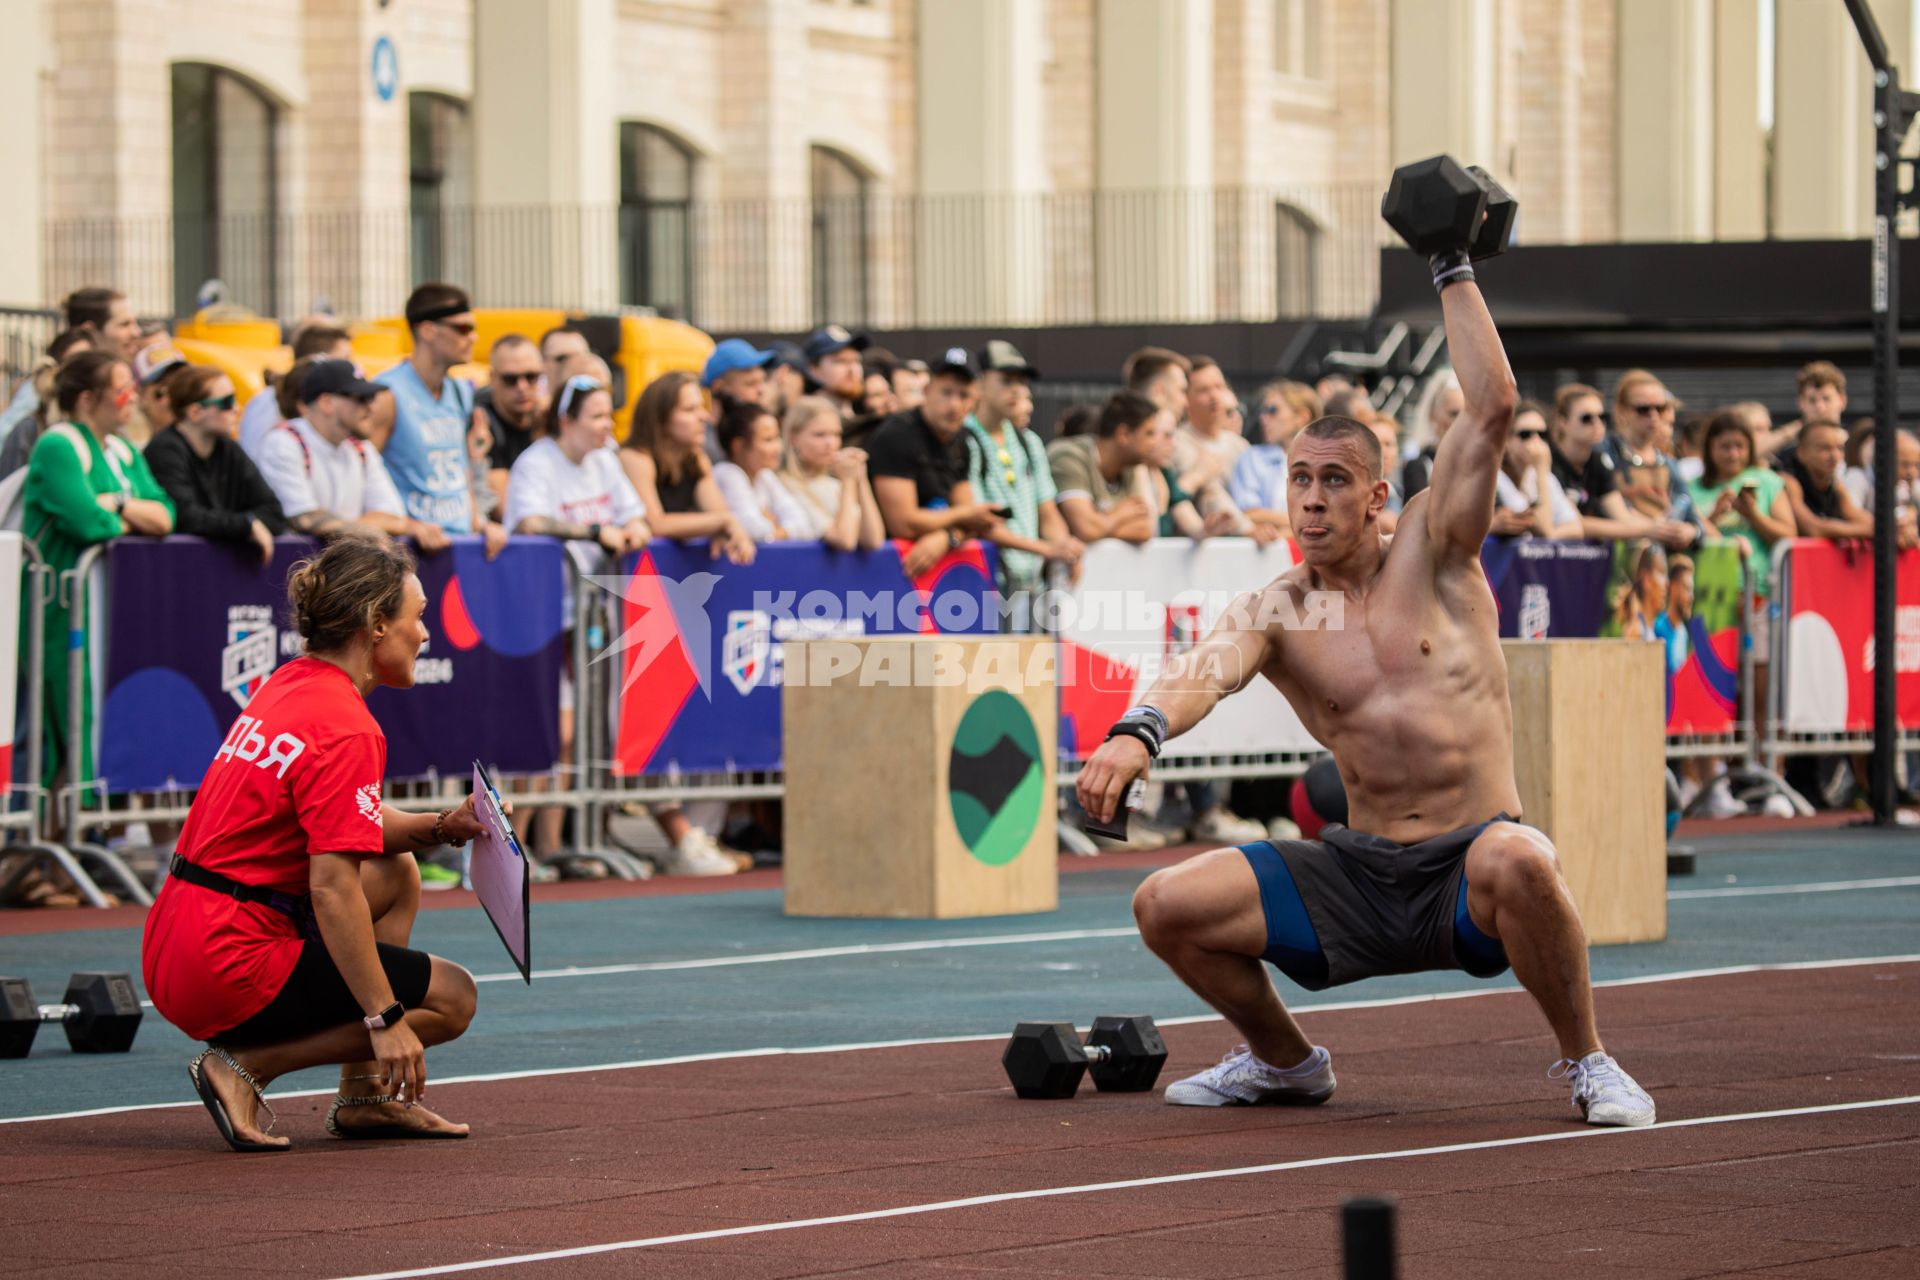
[782,635,1058,919]
[1502,639,1667,944]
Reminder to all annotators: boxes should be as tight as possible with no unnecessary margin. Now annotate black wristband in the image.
[586,523,604,544]
[1429,248,1475,292]
[1104,711,1164,759]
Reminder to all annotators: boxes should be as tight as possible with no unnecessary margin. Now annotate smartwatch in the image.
[364,1001,404,1031]
[586,523,604,544]
[113,491,128,514]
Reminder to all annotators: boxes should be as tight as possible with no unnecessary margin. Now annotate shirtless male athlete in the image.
[1076,196,1655,1127]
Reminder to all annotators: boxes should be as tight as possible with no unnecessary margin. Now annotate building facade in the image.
[1,0,1910,330]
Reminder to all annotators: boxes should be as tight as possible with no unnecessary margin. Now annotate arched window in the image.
[1275,202,1320,317]
[171,64,278,316]
[410,93,472,288]
[619,123,696,318]
[810,147,870,326]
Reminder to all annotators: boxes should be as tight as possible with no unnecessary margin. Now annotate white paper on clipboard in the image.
[469,760,530,982]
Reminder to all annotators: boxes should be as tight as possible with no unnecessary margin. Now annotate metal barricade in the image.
[54,543,152,902]
[0,538,121,908]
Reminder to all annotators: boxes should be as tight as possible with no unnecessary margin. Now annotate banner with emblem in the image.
[607,540,1000,775]
[96,536,566,792]
[1480,538,1613,639]
[1777,538,1920,734]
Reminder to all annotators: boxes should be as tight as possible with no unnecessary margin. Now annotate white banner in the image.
[0,533,21,783]
[1055,536,1322,761]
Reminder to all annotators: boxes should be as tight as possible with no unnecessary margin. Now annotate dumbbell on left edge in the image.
[1003,1015,1169,1099]
[0,973,144,1057]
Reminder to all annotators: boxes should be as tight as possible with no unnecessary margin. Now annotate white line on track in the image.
[326,1093,1920,1280]
[6,952,1916,1127]
[116,874,1920,1010]
[1667,874,1920,899]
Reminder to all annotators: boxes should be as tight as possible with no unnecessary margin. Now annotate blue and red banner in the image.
[609,540,999,775]
[97,536,565,791]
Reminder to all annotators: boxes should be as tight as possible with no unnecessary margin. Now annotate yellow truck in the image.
[170,306,714,436]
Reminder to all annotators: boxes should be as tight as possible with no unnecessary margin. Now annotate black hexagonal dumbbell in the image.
[0,972,144,1057]
[1002,1015,1169,1099]
[1381,154,1517,263]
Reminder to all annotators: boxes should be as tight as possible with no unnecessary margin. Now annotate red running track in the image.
[3,960,1918,1278]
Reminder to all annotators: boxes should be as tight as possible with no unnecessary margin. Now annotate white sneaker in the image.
[657,829,741,877]
[1697,777,1745,819]
[1549,1051,1655,1127]
[1163,1044,1336,1107]
[1189,808,1268,844]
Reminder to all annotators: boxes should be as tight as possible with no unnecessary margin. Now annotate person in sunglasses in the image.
[1597,370,1703,551]
[21,350,175,798]
[1549,383,1657,541]
[373,284,508,559]
[475,334,546,513]
[1490,400,1582,539]
[144,365,288,565]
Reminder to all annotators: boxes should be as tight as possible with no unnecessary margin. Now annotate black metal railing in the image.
[35,185,1389,330]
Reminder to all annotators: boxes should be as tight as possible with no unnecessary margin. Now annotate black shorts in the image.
[1240,814,1514,992]
[210,940,434,1047]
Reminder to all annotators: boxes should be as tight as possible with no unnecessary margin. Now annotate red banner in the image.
[1780,539,1920,734]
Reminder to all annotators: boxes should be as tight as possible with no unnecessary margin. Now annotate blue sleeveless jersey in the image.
[375,361,474,533]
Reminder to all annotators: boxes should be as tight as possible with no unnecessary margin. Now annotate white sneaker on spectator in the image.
[1549,1051,1655,1127]
[1697,777,1744,819]
[1189,808,1267,844]
[1163,1044,1336,1107]
[1266,817,1302,842]
[1677,776,1702,811]
[1087,822,1169,853]
[657,829,740,877]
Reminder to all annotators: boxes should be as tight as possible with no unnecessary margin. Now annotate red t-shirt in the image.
[141,657,389,1041]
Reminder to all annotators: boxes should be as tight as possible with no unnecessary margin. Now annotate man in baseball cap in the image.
[132,345,192,441]
[804,325,870,421]
[701,338,777,408]
[964,340,1083,610]
[863,345,1002,557]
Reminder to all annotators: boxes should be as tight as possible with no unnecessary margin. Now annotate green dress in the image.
[21,424,174,787]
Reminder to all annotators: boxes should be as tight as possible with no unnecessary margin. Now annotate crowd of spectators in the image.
[4,282,1917,895]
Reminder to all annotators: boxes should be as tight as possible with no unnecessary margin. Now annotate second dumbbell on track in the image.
[0,972,145,1057]
[1003,1015,1168,1099]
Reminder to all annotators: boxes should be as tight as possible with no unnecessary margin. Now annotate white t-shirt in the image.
[712,460,811,542]
[504,437,646,534]
[256,418,405,521]
[237,387,283,462]
[779,470,848,539]
[1495,465,1581,530]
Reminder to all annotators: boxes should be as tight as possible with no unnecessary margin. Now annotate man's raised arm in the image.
[1422,281,1517,556]
[1075,591,1276,824]
[1380,158,1519,558]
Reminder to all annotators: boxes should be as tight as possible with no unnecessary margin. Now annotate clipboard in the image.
[469,760,531,983]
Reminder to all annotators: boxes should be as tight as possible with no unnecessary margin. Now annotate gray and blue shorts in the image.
[1240,815,1514,991]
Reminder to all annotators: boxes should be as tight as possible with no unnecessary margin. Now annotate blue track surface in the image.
[3,828,1916,1120]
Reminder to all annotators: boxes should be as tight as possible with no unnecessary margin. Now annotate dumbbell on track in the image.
[1003,1015,1168,1100]
[0,973,144,1057]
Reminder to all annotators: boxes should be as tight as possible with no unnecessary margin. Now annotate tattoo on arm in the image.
[288,510,346,538]
[519,515,596,540]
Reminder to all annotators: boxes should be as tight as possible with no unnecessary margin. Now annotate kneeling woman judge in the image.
[142,534,483,1150]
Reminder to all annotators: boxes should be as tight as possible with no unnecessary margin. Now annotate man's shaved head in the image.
[1297,415,1383,478]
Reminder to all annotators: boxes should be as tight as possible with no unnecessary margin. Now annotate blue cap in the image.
[701,338,777,388]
